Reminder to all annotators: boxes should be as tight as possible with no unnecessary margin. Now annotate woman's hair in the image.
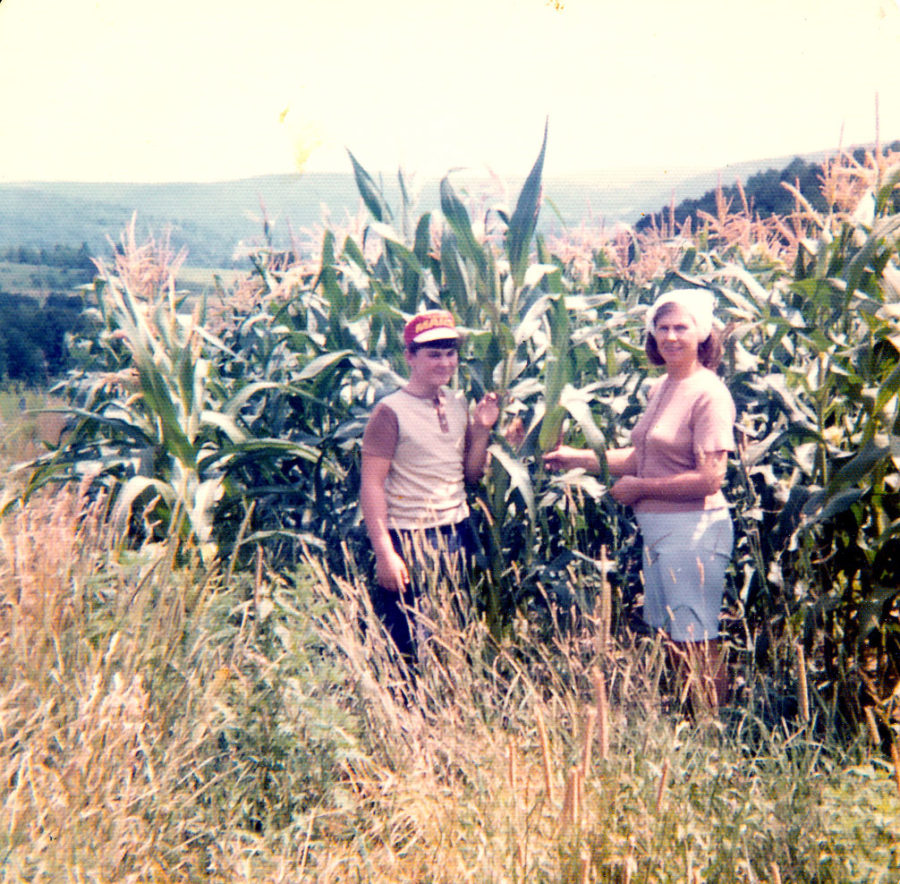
[645,302,724,370]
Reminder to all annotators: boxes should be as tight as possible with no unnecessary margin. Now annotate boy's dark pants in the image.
[371,520,475,664]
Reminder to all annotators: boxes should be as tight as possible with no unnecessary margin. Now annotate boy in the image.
[360,310,500,660]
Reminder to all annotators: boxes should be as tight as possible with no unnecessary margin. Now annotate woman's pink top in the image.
[630,367,735,513]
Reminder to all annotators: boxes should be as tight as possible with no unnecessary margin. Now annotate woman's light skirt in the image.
[636,508,733,642]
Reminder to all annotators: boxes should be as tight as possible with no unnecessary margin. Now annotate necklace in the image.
[432,394,450,433]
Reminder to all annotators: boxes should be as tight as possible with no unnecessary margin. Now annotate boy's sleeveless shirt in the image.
[363,388,469,529]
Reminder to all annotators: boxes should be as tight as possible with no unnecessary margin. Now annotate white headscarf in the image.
[645,288,716,341]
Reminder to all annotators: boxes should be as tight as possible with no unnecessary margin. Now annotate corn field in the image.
[2,129,899,880]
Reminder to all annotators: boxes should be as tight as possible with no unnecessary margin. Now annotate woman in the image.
[544,289,736,708]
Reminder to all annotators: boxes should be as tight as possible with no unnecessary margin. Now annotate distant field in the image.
[0,261,90,296]
[0,260,247,298]
[0,389,68,466]
[176,265,246,292]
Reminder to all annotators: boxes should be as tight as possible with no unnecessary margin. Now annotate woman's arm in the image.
[543,445,636,477]
[608,449,728,506]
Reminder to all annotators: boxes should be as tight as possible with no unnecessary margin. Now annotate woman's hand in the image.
[608,475,644,506]
[543,445,598,473]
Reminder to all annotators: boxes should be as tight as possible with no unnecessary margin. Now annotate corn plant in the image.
[20,228,330,562]
[17,134,900,734]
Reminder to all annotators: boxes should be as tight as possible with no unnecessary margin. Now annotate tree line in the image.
[1,243,95,273]
[0,290,90,386]
[0,243,97,386]
[635,142,900,233]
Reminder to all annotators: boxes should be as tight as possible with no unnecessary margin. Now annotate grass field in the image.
[0,260,89,296]
[0,259,245,299]
[0,480,897,882]
[176,264,246,292]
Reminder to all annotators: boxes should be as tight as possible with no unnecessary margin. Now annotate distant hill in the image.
[635,142,900,233]
[0,146,873,268]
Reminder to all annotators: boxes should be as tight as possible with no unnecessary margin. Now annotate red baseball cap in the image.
[403,310,461,347]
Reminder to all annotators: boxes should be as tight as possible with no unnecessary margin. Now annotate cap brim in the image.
[412,328,461,344]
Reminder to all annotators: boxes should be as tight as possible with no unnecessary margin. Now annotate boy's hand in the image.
[472,391,500,431]
[376,547,409,591]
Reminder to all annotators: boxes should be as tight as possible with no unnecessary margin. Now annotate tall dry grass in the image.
[0,485,897,881]
[293,549,899,883]
[0,485,298,881]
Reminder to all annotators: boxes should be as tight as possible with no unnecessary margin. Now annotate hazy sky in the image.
[1,0,898,183]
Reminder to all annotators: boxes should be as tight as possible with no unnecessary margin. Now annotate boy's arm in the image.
[464,392,500,483]
[360,452,409,590]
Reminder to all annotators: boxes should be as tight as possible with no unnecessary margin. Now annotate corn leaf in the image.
[440,177,487,282]
[296,350,355,382]
[222,382,280,419]
[200,411,248,444]
[845,215,900,297]
[487,443,535,523]
[347,150,392,223]
[507,119,548,289]
[538,295,572,452]
[111,475,173,531]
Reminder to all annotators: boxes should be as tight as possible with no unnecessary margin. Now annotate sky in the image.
[0,0,898,183]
